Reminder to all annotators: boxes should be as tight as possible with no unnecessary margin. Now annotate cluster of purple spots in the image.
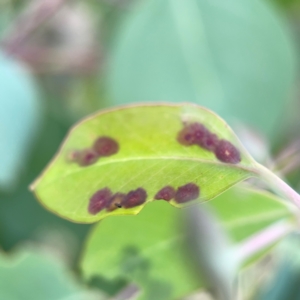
[70,136,119,167]
[155,183,200,203]
[88,187,147,215]
[177,122,241,164]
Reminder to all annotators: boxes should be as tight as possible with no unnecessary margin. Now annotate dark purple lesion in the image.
[88,187,112,214]
[155,186,176,201]
[200,132,219,152]
[154,183,200,204]
[177,122,241,164]
[88,182,201,215]
[215,139,241,164]
[174,183,200,203]
[177,123,208,146]
[122,188,147,208]
[67,135,119,167]
[88,187,147,215]
[93,136,119,157]
[177,122,219,151]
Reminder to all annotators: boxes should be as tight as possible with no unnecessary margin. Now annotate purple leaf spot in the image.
[198,132,219,152]
[215,139,241,164]
[93,136,119,157]
[155,186,176,201]
[177,123,208,146]
[175,183,200,203]
[88,187,112,214]
[177,122,219,152]
[122,188,147,208]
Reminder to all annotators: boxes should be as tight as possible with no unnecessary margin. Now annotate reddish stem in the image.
[236,220,293,262]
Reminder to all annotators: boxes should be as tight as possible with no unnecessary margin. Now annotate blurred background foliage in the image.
[1,0,300,299]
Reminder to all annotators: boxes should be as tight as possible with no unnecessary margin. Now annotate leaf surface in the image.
[31,104,257,223]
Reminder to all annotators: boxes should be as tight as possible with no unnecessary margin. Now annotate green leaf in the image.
[0,111,91,252]
[31,104,257,223]
[0,52,41,190]
[80,185,292,300]
[107,0,295,139]
[0,247,103,300]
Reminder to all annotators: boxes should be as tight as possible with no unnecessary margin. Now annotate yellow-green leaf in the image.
[31,104,257,223]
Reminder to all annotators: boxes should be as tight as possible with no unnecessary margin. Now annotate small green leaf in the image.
[31,104,257,223]
[0,248,103,300]
[80,185,292,300]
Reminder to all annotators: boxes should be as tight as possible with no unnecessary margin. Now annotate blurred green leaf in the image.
[107,0,295,139]
[271,0,300,10]
[0,247,103,300]
[255,236,300,300]
[31,104,257,223]
[0,52,41,190]
[0,112,90,258]
[80,185,292,300]
[82,201,202,300]
[0,3,14,38]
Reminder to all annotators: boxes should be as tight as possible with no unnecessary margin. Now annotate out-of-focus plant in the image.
[0,246,104,300]
[2,0,98,74]
[0,52,41,190]
[106,0,296,142]
[1,0,300,299]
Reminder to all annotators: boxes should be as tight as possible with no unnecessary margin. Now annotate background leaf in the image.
[0,113,90,255]
[0,247,103,300]
[80,185,293,300]
[0,52,41,190]
[107,0,295,140]
[31,104,257,223]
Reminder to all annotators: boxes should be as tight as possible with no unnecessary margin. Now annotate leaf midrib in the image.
[32,155,257,191]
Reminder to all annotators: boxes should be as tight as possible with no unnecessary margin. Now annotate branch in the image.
[257,163,300,209]
[236,220,294,262]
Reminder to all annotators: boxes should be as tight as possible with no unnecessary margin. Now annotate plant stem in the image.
[257,163,300,209]
[236,220,294,262]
